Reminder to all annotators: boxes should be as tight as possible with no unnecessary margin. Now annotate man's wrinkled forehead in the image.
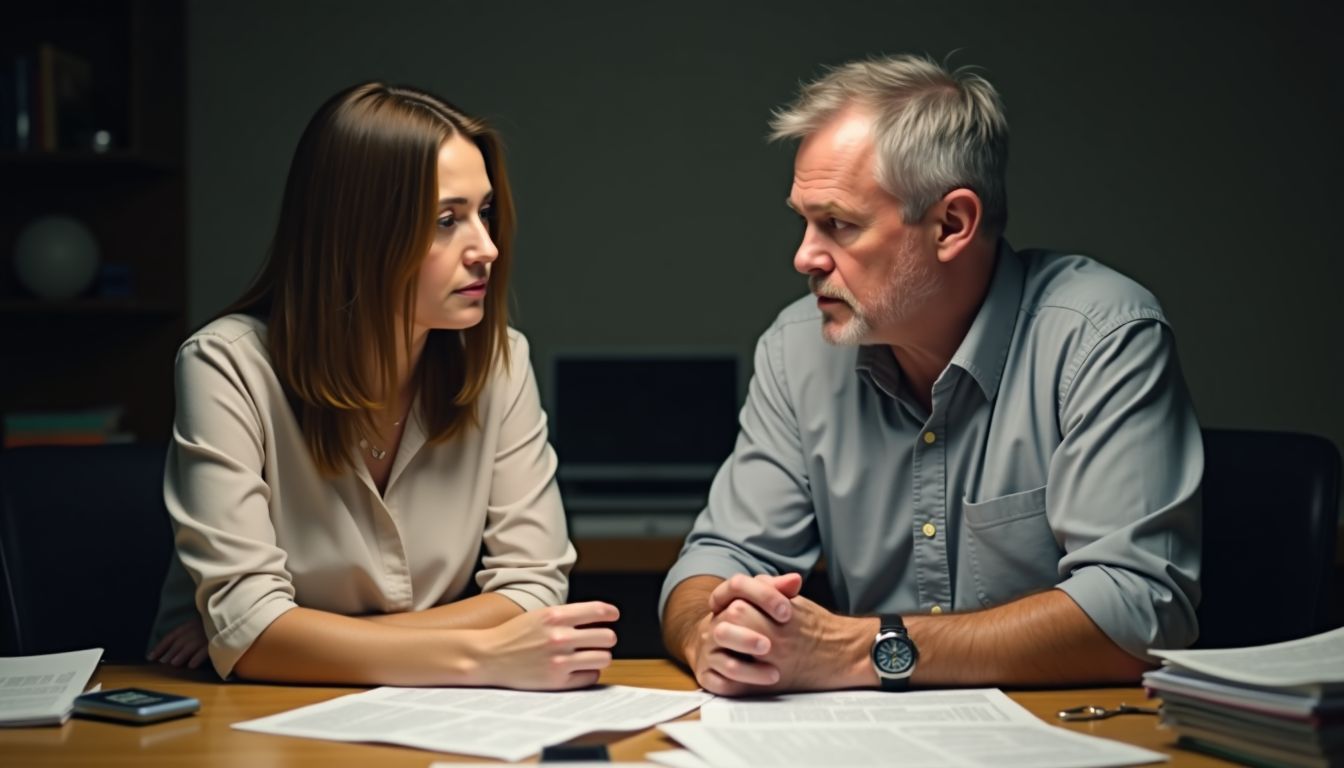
[793,107,878,182]
[789,107,881,216]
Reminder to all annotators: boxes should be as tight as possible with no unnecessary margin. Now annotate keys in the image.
[1057,703,1161,721]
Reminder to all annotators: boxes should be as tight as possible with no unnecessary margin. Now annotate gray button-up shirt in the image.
[660,243,1203,660]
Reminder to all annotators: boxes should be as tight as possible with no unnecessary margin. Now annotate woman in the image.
[147,82,617,688]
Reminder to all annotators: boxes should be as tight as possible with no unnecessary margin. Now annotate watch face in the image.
[874,636,914,675]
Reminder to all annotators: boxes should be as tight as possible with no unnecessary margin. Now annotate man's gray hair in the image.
[770,54,1009,237]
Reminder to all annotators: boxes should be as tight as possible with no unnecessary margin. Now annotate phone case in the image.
[73,688,200,723]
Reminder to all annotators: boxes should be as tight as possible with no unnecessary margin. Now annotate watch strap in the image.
[880,613,907,634]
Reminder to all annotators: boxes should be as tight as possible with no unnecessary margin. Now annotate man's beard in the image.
[809,243,940,346]
[809,277,874,345]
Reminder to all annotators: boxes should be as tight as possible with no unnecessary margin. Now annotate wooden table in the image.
[0,660,1236,766]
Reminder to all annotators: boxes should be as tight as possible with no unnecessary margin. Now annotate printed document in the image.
[0,648,103,727]
[1150,626,1344,691]
[673,689,1166,768]
[661,720,1167,768]
[699,688,1040,725]
[233,684,711,761]
[646,749,713,768]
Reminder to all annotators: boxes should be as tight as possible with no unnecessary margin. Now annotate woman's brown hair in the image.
[222,82,514,474]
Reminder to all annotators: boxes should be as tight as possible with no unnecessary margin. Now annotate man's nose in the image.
[793,224,833,276]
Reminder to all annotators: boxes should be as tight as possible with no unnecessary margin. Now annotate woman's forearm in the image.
[362,592,524,630]
[231,606,486,686]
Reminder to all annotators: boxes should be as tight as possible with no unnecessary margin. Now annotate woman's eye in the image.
[438,205,491,230]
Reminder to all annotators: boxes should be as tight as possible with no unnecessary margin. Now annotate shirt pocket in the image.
[961,485,1061,608]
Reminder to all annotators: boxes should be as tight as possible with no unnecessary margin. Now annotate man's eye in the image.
[830,217,852,231]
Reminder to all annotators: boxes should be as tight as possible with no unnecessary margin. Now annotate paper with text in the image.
[646,748,713,768]
[0,648,103,727]
[1150,626,1344,689]
[233,684,711,761]
[661,720,1168,768]
[699,688,1040,726]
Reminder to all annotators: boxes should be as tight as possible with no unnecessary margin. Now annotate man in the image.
[660,55,1202,695]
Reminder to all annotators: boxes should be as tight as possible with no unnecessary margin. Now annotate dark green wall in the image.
[188,1,1344,470]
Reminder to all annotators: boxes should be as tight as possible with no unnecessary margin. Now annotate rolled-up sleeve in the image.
[166,336,298,678]
[476,332,576,611]
[1051,318,1203,660]
[659,327,822,618]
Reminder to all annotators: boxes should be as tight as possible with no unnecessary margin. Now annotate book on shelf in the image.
[2,43,97,153]
[37,43,94,152]
[2,54,31,150]
[1144,626,1344,768]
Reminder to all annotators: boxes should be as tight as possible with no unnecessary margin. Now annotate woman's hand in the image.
[147,617,209,669]
[469,601,619,690]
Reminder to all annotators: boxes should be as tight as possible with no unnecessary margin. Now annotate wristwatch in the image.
[871,614,918,691]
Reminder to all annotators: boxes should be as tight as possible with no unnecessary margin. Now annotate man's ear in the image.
[932,188,983,264]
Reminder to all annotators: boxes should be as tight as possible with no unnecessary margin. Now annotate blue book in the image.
[14,54,31,151]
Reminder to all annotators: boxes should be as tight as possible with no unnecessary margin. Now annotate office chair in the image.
[1195,428,1341,648]
[0,443,174,661]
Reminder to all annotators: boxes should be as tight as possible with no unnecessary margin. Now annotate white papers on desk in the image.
[0,648,103,727]
[665,689,1167,768]
[646,748,713,768]
[233,684,711,761]
[1150,626,1344,694]
[433,764,663,768]
[699,688,1040,725]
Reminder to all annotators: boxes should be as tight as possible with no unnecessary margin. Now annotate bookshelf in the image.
[1,0,185,444]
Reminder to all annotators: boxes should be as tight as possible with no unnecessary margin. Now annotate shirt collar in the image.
[855,343,901,401]
[854,239,1024,403]
[948,239,1024,402]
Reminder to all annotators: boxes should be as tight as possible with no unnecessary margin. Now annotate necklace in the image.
[360,419,402,461]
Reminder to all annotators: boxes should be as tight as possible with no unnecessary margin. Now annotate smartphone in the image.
[73,688,200,724]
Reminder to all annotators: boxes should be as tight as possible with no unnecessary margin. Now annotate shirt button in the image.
[930,605,943,614]
[922,522,936,538]
[923,431,936,444]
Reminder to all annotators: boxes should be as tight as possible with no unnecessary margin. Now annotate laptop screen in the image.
[551,353,740,478]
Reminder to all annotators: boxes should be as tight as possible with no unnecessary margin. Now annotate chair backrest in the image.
[0,443,173,661]
[1196,428,1341,648]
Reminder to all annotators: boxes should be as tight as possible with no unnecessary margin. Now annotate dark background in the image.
[187,1,1344,470]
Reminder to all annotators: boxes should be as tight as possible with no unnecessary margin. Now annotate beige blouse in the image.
[152,314,575,678]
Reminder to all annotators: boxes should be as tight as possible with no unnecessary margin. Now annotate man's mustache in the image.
[808,275,854,305]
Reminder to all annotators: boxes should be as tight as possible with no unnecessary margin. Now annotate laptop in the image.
[549,350,741,512]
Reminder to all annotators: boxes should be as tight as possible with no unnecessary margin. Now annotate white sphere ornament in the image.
[12,215,102,300]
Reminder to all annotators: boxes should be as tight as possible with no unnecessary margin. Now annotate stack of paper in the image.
[233,684,711,761]
[0,648,103,726]
[1145,627,1344,768]
[655,689,1168,768]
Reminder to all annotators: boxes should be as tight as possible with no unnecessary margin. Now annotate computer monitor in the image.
[549,350,741,510]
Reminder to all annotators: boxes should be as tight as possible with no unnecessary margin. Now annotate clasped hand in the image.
[690,572,839,696]
[472,601,618,690]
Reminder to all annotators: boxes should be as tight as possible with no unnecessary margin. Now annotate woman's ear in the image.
[933,188,983,264]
